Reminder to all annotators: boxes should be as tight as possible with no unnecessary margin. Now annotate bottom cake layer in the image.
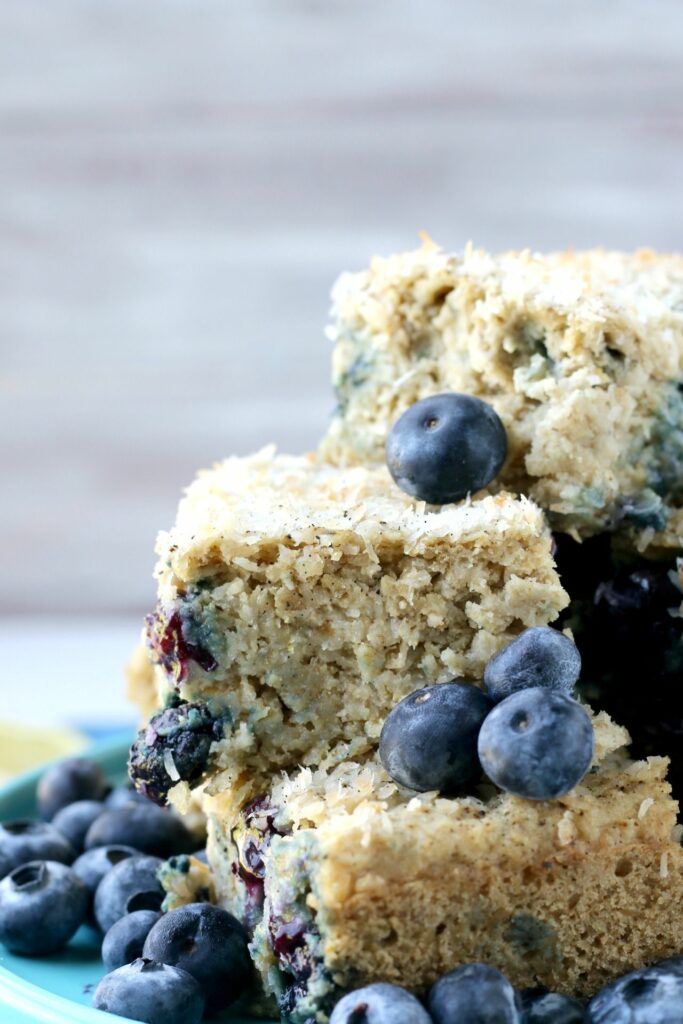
[199,712,683,1022]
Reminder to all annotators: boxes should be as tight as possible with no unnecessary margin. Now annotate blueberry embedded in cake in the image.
[321,243,683,547]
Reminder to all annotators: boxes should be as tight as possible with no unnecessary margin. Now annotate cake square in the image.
[203,713,683,1022]
[320,243,683,549]
[142,447,566,782]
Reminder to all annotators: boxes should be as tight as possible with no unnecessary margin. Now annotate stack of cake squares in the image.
[128,243,683,1022]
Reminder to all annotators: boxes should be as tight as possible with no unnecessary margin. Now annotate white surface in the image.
[2,0,683,614]
[0,619,140,732]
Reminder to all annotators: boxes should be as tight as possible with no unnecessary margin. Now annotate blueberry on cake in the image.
[203,712,683,1022]
[320,242,683,548]
[132,446,566,796]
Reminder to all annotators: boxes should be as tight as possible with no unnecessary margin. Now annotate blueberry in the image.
[386,393,507,505]
[37,757,109,820]
[0,819,75,879]
[429,964,520,1024]
[330,982,432,1023]
[72,844,138,895]
[379,682,492,793]
[0,860,89,955]
[128,701,226,806]
[52,800,104,853]
[94,854,165,933]
[92,958,204,1024]
[105,785,153,810]
[518,987,584,1024]
[143,902,251,1013]
[85,803,196,858]
[484,628,582,703]
[102,910,163,971]
[587,961,683,1024]
[478,690,594,800]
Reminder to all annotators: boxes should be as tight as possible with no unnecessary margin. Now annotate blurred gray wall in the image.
[2,0,683,614]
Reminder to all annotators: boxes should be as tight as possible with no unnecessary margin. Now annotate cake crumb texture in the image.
[321,243,683,546]
[148,448,567,776]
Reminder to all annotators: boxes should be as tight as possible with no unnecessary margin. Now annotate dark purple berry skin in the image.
[379,682,492,793]
[587,959,683,1024]
[37,757,109,820]
[52,800,104,853]
[330,983,432,1024]
[0,819,75,880]
[105,785,152,810]
[102,910,163,971]
[555,534,683,799]
[0,860,89,955]
[128,700,226,806]
[94,854,165,933]
[478,689,594,800]
[143,902,251,1013]
[72,845,138,895]
[484,627,581,703]
[146,607,217,684]
[85,803,196,858]
[518,987,584,1024]
[386,393,507,505]
[231,796,285,925]
[92,958,204,1024]
[429,963,520,1024]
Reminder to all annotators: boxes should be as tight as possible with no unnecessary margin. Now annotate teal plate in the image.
[0,734,267,1024]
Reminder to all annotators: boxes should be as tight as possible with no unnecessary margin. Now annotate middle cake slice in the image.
[135,446,567,792]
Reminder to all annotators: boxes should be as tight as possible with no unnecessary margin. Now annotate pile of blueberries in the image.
[330,959,683,1024]
[0,757,251,1023]
[379,625,593,801]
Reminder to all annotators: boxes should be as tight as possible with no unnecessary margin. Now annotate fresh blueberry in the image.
[37,757,109,820]
[143,902,251,1013]
[379,682,492,793]
[52,800,104,853]
[94,854,165,933]
[429,964,520,1024]
[587,960,683,1024]
[330,982,432,1023]
[92,958,204,1024]
[518,987,584,1024]
[385,393,507,505]
[105,785,152,810]
[0,860,89,955]
[72,844,138,895]
[102,910,163,971]
[0,819,75,879]
[85,803,196,858]
[478,690,594,800]
[484,627,582,703]
[128,700,226,806]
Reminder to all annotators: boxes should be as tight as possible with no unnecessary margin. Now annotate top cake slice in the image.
[320,242,683,548]
[141,447,566,784]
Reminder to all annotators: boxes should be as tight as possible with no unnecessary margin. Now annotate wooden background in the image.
[2,0,683,624]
